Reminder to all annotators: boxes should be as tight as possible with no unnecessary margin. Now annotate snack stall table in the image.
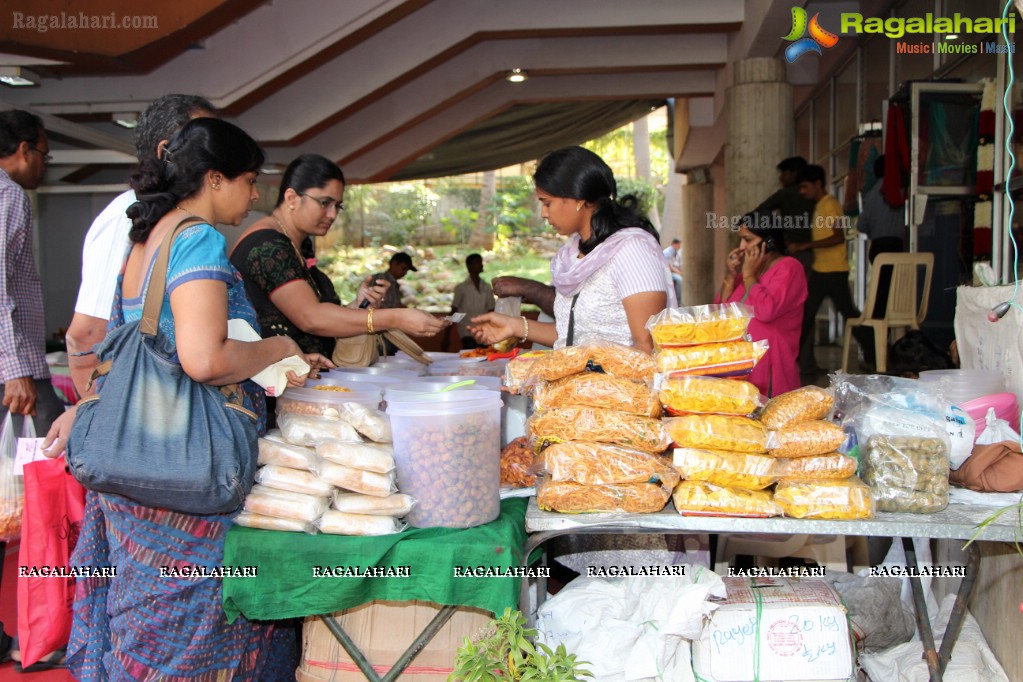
[522,499,1021,682]
[222,498,528,682]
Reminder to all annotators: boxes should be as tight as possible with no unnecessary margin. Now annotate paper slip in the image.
[228,319,311,397]
[445,313,465,323]
[14,438,52,475]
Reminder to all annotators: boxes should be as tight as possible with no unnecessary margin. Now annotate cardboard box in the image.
[298,600,493,681]
[693,577,854,682]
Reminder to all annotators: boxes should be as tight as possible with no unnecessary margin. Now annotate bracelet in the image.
[367,308,375,334]
[520,316,529,341]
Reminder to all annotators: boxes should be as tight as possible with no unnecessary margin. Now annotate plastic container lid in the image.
[385,389,502,415]
[320,369,417,386]
[384,379,500,401]
[406,375,502,391]
[399,351,462,362]
[278,384,382,413]
[372,358,428,376]
[427,358,508,378]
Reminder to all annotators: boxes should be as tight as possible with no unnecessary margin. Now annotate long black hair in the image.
[533,146,658,255]
[127,118,264,243]
[277,153,345,206]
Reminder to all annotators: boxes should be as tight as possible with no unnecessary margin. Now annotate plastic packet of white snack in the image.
[332,491,415,516]
[255,464,335,496]
[315,509,405,535]
[338,402,392,443]
[242,485,329,522]
[315,441,395,473]
[234,510,317,534]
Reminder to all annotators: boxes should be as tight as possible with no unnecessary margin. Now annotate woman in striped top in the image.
[470,146,675,352]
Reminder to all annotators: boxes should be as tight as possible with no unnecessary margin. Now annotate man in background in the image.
[745,156,816,271]
[792,164,872,372]
[450,253,495,349]
[0,110,61,432]
[663,237,682,304]
[373,252,417,309]
[64,94,217,397]
[0,108,64,672]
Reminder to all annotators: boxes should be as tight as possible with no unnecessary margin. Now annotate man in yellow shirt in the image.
[791,165,872,372]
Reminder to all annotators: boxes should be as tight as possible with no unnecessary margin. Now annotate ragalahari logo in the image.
[783,7,839,62]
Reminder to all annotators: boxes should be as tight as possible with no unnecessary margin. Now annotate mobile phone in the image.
[762,237,777,251]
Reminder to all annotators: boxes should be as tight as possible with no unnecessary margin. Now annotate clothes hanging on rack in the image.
[843,133,884,214]
[883,103,911,207]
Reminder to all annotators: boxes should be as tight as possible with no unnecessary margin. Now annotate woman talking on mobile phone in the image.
[716,222,807,396]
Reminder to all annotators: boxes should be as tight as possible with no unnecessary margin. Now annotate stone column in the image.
[725,58,794,224]
[680,169,716,306]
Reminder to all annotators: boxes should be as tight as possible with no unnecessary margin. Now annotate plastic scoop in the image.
[438,379,476,392]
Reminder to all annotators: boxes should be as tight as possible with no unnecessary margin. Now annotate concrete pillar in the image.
[680,169,716,306]
[724,58,794,223]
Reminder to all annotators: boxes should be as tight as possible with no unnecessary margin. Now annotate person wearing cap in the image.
[372,252,417,309]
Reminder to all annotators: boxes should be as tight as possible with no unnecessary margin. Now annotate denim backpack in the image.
[66,217,258,515]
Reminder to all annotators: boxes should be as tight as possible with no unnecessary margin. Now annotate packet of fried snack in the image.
[655,375,762,416]
[646,303,753,347]
[523,341,655,387]
[774,478,875,519]
[760,386,835,429]
[533,372,660,417]
[776,453,857,482]
[665,414,770,453]
[768,420,847,458]
[539,442,679,489]
[654,340,768,378]
[672,448,779,490]
[528,407,670,453]
[536,478,669,513]
[671,480,781,517]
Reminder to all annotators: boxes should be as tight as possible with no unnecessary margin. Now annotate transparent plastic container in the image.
[277,384,383,418]
[372,358,428,376]
[386,391,502,528]
[384,376,501,396]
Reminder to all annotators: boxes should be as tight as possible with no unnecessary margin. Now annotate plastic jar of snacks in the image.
[386,390,502,528]
[277,384,383,418]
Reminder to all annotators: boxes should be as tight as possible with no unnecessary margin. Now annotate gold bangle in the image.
[520,316,529,341]
[367,308,375,334]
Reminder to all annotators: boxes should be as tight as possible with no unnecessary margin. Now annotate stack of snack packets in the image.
[647,303,766,380]
[525,341,675,513]
[760,386,874,519]
[646,304,775,516]
[236,392,412,535]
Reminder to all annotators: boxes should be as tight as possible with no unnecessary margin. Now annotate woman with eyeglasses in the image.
[230,154,446,361]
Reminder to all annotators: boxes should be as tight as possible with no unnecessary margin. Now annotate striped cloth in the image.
[0,168,49,383]
[67,492,294,681]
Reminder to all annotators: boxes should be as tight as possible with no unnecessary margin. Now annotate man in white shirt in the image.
[662,237,682,304]
[64,95,216,397]
[451,253,494,349]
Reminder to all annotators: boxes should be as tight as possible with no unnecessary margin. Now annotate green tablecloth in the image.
[222,497,527,622]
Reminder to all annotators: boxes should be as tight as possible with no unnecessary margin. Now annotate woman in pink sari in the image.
[715,223,807,397]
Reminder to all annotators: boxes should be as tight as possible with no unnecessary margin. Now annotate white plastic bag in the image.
[536,569,725,682]
[0,412,34,542]
[974,407,1021,446]
[945,404,976,470]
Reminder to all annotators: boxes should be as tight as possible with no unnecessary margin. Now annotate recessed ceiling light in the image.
[112,112,139,128]
[0,66,39,87]
[946,33,959,40]
[506,68,528,83]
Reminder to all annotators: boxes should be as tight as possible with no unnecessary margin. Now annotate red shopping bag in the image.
[17,457,86,668]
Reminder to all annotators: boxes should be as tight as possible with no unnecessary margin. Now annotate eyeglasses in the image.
[28,147,52,164]
[299,192,344,213]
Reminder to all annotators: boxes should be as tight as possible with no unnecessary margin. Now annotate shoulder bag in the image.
[66,217,258,515]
